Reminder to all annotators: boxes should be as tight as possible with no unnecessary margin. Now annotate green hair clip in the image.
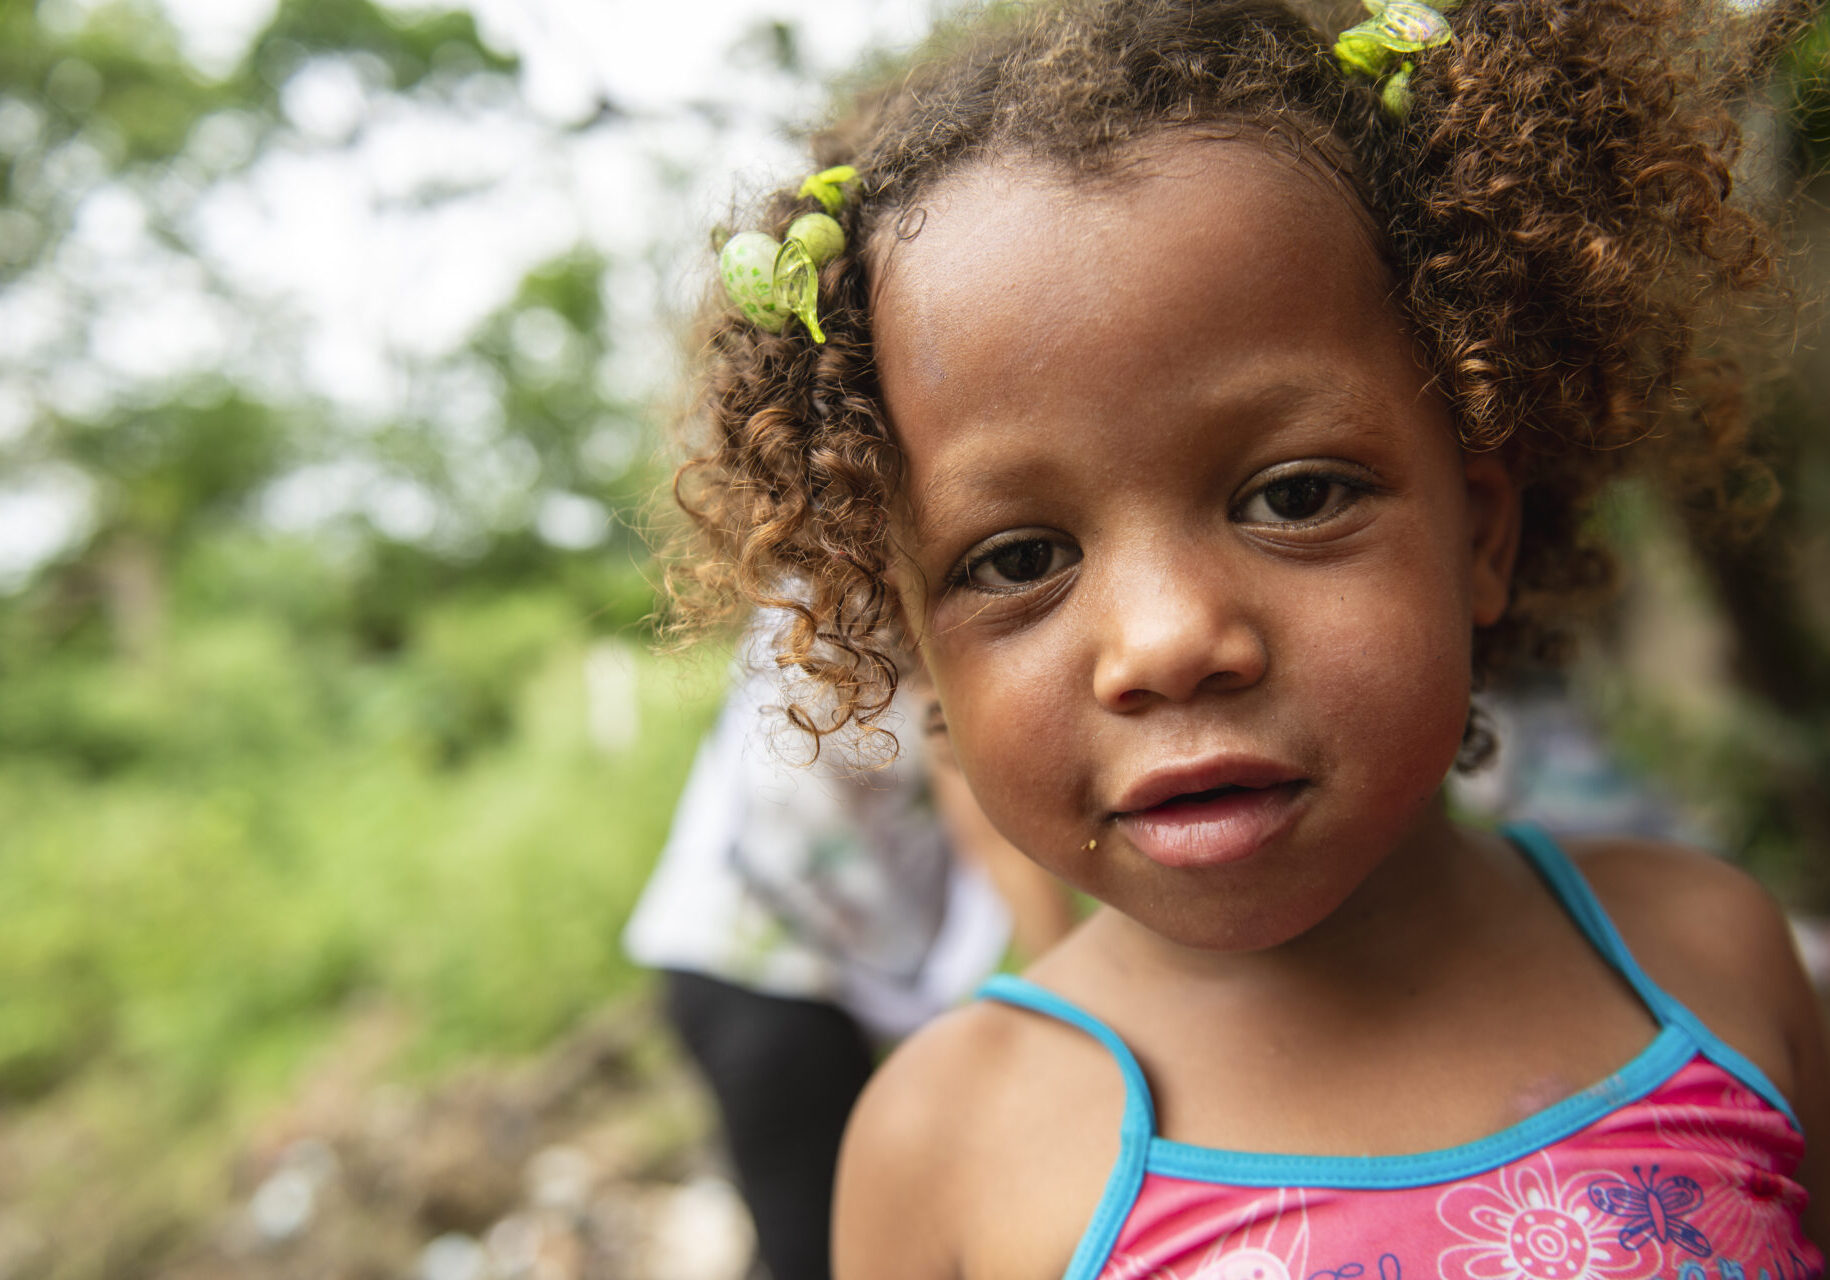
[798,165,858,216]
[1333,0,1457,119]
[718,167,858,343]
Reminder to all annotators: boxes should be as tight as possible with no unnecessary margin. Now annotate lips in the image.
[1111,759,1307,869]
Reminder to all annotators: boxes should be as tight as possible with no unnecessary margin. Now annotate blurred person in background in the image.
[624,614,1074,1280]
[1455,674,1701,845]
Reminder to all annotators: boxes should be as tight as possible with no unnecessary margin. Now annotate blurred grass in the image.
[0,570,724,1260]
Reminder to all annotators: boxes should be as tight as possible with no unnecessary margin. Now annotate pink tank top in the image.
[980,826,1821,1280]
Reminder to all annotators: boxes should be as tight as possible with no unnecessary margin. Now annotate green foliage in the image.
[1786,12,1830,172]
[0,2,222,192]
[514,248,607,333]
[0,617,328,775]
[473,250,627,495]
[0,0,515,193]
[401,593,583,763]
[0,2,718,1270]
[0,531,664,772]
[0,0,655,650]
[55,388,300,544]
[250,0,516,97]
[0,599,720,1107]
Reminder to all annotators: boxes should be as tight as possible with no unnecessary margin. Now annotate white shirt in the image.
[623,645,1009,1039]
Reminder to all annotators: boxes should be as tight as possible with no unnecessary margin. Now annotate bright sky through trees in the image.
[0,0,937,583]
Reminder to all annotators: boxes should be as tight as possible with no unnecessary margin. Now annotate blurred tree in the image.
[1,0,508,659]
[325,243,661,654]
[0,0,657,697]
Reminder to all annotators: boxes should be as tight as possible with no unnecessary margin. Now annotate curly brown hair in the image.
[663,0,1800,760]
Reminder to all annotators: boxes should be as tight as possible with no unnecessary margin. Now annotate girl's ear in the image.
[1464,450,1520,627]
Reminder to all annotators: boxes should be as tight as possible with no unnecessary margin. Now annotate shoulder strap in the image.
[1503,822,1799,1128]
[1504,822,1673,1014]
[977,974,1156,1280]
[977,974,1157,1139]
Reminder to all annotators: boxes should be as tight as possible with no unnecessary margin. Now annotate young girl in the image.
[664,0,1830,1274]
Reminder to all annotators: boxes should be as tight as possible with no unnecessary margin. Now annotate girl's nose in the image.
[1090,573,1268,710]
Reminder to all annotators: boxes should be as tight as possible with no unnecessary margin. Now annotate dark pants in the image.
[662,970,877,1280]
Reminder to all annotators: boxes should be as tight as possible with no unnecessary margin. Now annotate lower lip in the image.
[1115,784,1305,869]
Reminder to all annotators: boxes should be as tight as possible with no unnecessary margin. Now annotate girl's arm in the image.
[832,1015,977,1279]
[1579,840,1830,1246]
[1779,931,1830,1248]
[1749,900,1830,1248]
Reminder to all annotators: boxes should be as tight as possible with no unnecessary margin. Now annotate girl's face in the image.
[872,136,1518,954]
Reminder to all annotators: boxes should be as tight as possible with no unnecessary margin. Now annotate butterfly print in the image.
[1587,1166,1712,1259]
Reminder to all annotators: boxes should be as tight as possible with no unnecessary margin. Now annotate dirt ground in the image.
[0,996,756,1280]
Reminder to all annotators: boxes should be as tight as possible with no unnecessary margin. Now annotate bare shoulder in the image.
[1568,837,1791,953]
[832,1002,1013,1280]
[840,997,1038,1169]
[834,987,1122,1280]
[1564,837,1815,1102]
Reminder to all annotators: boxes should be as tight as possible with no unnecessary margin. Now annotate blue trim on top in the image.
[1147,1024,1696,1188]
[1504,823,1800,1130]
[1663,999,1800,1129]
[1506,823,1670,1012]
[977,974,1154,1280]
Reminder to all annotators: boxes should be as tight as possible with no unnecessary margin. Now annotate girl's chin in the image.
[1117,904,1340,957]
[1094,875,1353,958]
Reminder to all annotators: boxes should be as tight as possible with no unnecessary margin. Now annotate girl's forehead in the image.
[870,133,1379,291]
[870,135,1395,411]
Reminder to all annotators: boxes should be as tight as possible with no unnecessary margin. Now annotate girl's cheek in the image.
[946,660,1071,774]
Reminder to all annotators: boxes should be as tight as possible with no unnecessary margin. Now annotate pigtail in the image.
[1361,0,1800,676]
[663,170,907,758]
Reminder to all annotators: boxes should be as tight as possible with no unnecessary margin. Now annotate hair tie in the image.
[1333,0,1457,119]
[718,166,858,343]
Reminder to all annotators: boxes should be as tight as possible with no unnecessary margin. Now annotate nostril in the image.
[1092,615,1268,709]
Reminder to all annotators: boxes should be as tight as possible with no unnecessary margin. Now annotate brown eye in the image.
[1236,470,1364,526]
[963,535,1079,589]
[990,541,1053,580]
[1262,475,1331,520]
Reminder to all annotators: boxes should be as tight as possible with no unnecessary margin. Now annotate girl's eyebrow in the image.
[1236,378,1397,429]
[907,452,1057,539]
